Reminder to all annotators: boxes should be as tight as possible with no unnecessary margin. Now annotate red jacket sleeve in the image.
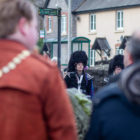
[41,66,78,140]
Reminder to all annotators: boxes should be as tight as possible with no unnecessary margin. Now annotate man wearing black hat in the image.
[64,51,94,98]
[108,54,124,83]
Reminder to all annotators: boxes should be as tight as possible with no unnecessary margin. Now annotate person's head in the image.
[0,0,38,50]
[75,62,84,73]
[114,67,122,75]
[124,33,140,67]
[41,43,49,56]
[108,55,124,75]
[119,61,140,105]
[67,51,88,72]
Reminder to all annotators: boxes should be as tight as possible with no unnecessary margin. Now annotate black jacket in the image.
[64,72,94,97]
[108,73,120,84]
[85,83,140,140]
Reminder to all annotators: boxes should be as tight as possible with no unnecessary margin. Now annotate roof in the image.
[92,38,111,56]
[31,0,46,8]
[44,0,50,8]
[65,0,85,11]
[46,37,74,43]
[119,36,131,49]
[75,0,140,13]
[44,0,85,11]
[46,36,90,43]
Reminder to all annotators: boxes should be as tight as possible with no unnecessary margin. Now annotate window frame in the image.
[90,14,96,32]
[61,15,67,35]
[115,47,124,55]
[90,49,95,66]
[47,16,52,33]
[116,11,123,30]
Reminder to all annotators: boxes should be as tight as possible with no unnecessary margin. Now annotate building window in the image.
[61,15,67,35]
[116,11,123,30]
[48,16,52,32]
[90,14,96,32]
[115,47,124,55]
[90,50,95,66]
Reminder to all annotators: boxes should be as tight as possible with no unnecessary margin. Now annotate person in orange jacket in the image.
[0,0,77,140]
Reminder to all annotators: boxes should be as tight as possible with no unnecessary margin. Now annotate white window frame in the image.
[61,15,67,35]
[48,16,52,32]
[115,47,124,55]
[90,14,96,32]
[115,47,120,55]
[120,49,124,55]
[90,49,95,67]
[116,11,123,30]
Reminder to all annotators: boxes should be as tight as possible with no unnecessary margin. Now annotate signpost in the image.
[39,8,58,16]
[39,8,61,69]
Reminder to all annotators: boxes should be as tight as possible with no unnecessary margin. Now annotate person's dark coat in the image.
[108,73,120,84]
[85,83,140,140]
[108,64,132,84]
[64,72,94,97]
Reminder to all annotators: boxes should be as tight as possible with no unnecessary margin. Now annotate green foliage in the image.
[68,88,92,116]
[75,93,92,116]
[67,88,92,140]
[37,38,44,53]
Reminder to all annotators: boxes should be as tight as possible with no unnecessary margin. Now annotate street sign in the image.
[39,8,58,16]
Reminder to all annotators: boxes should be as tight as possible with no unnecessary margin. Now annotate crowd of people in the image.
[0,0,140,140]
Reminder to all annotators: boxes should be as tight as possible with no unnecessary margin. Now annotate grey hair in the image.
[126,38,140,62]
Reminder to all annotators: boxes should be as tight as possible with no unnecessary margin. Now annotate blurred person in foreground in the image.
[0,0,77,140]
[85,31,140,140]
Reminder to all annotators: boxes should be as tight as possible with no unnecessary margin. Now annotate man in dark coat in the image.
[85,31,140,140]
[64,51,94,97]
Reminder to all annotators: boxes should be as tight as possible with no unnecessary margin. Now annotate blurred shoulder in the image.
[29,53,58,74]
[33,53,55,66]
[108,74,120,84]
[93,83,123,107]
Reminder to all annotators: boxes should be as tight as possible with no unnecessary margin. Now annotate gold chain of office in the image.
[0,50,31,78]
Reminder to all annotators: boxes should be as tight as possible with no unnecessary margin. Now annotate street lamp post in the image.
[44,16,47,43]
[39,8,61,69]
[57,8,61,69]
[68,0,71,61]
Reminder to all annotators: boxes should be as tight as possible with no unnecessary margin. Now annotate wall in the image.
[76,7,140,58]
[30,0,46,29]
[46,0,77,38]
[86,65,109,92]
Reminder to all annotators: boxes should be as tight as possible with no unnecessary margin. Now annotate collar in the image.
[0,39,28,52]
